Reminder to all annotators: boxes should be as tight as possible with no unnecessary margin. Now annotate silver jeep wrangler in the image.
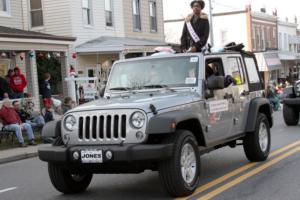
[38,51,273,197]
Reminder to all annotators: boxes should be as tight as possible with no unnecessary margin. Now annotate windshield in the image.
[107,56,199,91]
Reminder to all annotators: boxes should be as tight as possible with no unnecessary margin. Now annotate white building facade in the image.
[29,0,166,100]
[0,0,76,109]
[277,20,300,82]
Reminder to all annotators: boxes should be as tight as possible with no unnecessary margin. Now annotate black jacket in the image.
[40,80,52,99]
[180,13,210,52]
[16,109,31,123]
[0,77,13,99]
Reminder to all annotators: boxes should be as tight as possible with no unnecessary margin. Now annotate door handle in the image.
[241,90,250,96]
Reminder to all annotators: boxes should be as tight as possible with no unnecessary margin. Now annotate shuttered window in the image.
[132,0,141,31]
[105,0,113,27]
[82,0,93,26]
[149,1,157,32]
[30,0,44,27]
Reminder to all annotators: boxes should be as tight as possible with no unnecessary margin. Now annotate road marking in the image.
[0,187,17,194]
[198,145,300,200]
[176,139,300,200]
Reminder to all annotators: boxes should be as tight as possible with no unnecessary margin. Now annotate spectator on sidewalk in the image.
[0,75,14,100]
[40,73,52,108]
[0,98,36,147]
[5,69,14,84]
[12,100,45,129]
[62,97,75,114]
[10,67,27,98]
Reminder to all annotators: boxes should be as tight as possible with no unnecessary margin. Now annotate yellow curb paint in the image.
[198,145,300,200]
[176,139,300,200]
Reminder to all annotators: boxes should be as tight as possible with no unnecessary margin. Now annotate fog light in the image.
[105,151,113,160]
[136,131,145,140]
[73,152,79,160]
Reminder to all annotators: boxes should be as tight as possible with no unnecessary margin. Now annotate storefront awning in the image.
[75,36,168,54]
[255,52,282,72]
[278,51,300,61]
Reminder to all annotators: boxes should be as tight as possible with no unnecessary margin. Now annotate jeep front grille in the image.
[78,114,127,141]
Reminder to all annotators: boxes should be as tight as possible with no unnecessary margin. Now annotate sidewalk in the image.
[0,144,50,164]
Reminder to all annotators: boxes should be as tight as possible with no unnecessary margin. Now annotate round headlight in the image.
[130,111,146,129]
[64,115,77,131]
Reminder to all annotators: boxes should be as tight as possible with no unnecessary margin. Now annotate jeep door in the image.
[203,56,235,146]
[223,55,249,136]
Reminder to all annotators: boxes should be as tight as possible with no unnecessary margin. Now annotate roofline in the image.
[213,10,247,17]
[0,33,76,42]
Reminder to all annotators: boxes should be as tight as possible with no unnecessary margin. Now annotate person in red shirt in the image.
[10,67,27,99]
[0,99,35,147]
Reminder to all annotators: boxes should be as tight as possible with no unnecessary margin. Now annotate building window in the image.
[252,25,256,51]
[105,0,113,27]
[273,27,276,47]
[220,30,227,44]
[30,0,43,27]
[132,0,141,31]
[0,0,9,15]
[261,26,265,50]
[256,27,261,50]
[82,0,93,26]
[227,57,245,85]
[149,1,157,32]
[284,33,288,50]
[278,32,282,50]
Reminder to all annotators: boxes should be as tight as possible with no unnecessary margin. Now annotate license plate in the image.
[81,150,103,163]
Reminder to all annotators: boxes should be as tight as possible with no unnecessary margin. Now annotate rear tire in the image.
[48,163,93,194]
[243,113,271,162]
[159,130,200,197]
[283,104,299,126]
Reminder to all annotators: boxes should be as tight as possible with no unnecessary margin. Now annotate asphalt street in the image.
[1,111,300,200]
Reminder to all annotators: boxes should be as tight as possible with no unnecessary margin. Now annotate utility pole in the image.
[208,0,214,46]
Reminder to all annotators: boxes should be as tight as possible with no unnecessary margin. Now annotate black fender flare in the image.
[245,98,273,133]
[146,110,207,145]
[42,120,61,138]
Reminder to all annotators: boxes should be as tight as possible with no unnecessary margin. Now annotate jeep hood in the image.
[70,91,197,113]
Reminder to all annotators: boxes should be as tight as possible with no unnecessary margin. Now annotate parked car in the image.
[38,50,273,197]
[282,80,300,125]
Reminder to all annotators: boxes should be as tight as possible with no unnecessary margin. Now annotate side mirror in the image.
[207,75,225,90]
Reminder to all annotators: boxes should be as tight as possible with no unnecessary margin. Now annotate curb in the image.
[0,152,38,165]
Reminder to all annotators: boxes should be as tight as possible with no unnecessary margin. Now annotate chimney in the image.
[246,4,252,12]
[272,9,277,16]
[260,8,266,13]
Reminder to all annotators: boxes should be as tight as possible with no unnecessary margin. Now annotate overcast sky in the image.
[163,0,300,24]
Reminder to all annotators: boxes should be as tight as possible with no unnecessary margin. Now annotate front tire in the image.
[243,113,271,162]
[283,104,299,126]
[48,163,93,194]
[159,130,200,197]
[48,137,93,194]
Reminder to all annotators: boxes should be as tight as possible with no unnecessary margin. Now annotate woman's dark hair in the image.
[190,0,205,9]
[7,69,13,76]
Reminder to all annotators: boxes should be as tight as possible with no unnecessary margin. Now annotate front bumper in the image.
[282,98,300,106]
[38,143,174,163]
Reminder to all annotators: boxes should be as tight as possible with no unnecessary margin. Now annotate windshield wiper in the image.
[109,87,132,91]
[143,84,175,92]
[143,84,168,89]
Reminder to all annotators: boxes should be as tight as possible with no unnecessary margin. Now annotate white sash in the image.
[186,21,200,43]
